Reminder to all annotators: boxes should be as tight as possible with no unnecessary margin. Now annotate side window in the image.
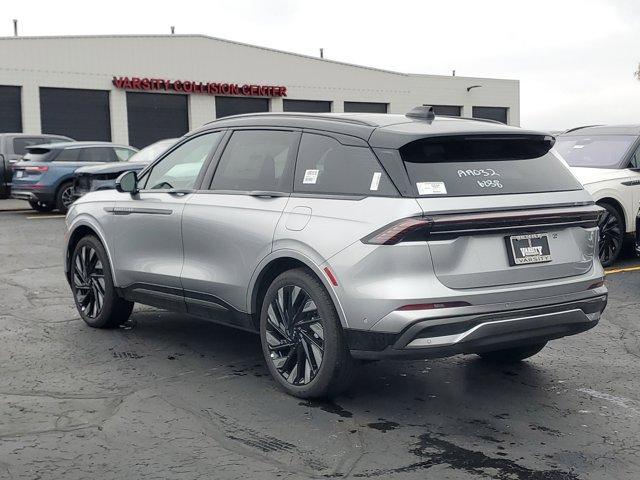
[143,132,223,190]
[294,133,396,196]
[210,130,298,192]
[80,147,117,162]
[629,145,640,169]
[53,148,81,162]
[115,148,136,161]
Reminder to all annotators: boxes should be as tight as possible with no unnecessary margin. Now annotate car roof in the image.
[27,141,136,150]
[0,133,70,138]
[560,124,640,136]
[195,111,549,149]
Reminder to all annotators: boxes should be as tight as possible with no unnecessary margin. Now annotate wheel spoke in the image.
[72,245,105,319]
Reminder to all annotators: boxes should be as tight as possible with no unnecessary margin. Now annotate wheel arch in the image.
[247,250,347,329]
[65,218,117,287]
[596,197,627,232]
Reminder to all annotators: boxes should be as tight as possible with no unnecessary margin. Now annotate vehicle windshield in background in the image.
[128,139,176,163]
[399,136,582,197]
[554,135,637,169]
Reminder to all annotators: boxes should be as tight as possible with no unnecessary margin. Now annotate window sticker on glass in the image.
[370,172,382,191]
[417,181,447,195]
[303,169,319,184]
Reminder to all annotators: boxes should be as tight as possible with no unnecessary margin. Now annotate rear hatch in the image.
[11,147,55,187]
[398,135,598,289]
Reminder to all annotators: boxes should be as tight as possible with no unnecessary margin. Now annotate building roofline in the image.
[0,33,516,81]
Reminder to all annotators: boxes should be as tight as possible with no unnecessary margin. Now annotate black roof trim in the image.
[204,112,378,127]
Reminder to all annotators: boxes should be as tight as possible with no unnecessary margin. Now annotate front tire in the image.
[260,268,356,398]
[478,342,546,363]
[597,202,624,267]
[56,182,75,213]
[71,235,133,328]
[29,200,54,212]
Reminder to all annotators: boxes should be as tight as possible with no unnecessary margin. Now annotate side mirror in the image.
[115,170,138,194]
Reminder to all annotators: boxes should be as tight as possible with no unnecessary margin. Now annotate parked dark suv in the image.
[12,141,137,212]
[0,133,72,199]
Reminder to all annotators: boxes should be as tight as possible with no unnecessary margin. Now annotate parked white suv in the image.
[555,125,640,266]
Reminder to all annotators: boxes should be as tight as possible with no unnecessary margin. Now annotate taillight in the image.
[361,217,432,245]
[24,165,49,173]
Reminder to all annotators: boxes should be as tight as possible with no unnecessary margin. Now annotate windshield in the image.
[554,134,637,169]
[128,139,176,163]
[398,135,582,197]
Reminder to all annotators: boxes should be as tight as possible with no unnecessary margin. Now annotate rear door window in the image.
[399,136,582,197]
[210,130,299,192]
[294,133,396,196]
[80,147,118,162]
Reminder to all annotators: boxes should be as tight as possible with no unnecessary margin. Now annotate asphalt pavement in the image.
[0,204,639,480]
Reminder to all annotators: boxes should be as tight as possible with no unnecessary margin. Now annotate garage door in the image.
[473,106,508,124]
[0,86,22,133]
[215,97,269,118]
[283,99,331,113]
[432,105,462,117]
[127,92,189,149]
[40,87,111,140]
[343,102,388,113]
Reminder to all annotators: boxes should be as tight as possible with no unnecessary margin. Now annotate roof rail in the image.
[563,125,603,134]
[437,114,505,125]
[203,112,377,127]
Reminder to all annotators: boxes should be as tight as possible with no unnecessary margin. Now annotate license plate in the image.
[16,170,23,178]
[506,233,552,266]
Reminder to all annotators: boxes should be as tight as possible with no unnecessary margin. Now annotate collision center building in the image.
[0,34,520,148]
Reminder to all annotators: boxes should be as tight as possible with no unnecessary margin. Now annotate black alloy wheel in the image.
[597,203,624,267]
[265,285,325,386]
[72,244,105,319]
[56,182,75,213]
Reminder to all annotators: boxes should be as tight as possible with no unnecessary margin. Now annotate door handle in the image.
[168,189,193,196]
[248,191,288,198]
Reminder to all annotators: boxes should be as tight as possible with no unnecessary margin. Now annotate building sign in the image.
[112,76,287,97]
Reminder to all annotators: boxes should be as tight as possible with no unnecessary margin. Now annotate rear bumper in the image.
[11,189,54,203]
[347,291,607,360]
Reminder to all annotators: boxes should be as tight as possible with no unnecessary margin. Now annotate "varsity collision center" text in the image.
[112,76,287,97]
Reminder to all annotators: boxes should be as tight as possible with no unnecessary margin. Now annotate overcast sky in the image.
[3,0,639,130]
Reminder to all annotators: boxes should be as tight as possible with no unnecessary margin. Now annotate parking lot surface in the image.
[1,203,639,480]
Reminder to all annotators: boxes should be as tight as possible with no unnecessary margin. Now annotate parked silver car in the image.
[64,107,607,398]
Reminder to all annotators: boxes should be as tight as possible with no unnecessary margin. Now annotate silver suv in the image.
[64,107,607,398]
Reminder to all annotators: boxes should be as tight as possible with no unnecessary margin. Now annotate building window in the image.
[431,105,462,117]
[40,87,111,141]
[344,102,388,114]
[472,106,508,124]
[0,85,22,133]
[215,97,270,119]
[283,99,331,113]
[126,92,189,148]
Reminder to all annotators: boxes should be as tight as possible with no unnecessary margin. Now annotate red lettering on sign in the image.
[112,76,287,97]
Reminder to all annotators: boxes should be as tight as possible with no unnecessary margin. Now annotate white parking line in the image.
[26,215,66,219]
[577,388,640,416]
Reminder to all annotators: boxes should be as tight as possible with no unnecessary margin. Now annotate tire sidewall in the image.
[598,202,624,267]
[56,182,74,213]
[260,269,345,398]
[71,235,118,328]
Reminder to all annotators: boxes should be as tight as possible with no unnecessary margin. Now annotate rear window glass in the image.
[554,134,637,169]
[400,136,582,197]
[13,137,50,155]
[23,148,52,162]
[294,133,397,196]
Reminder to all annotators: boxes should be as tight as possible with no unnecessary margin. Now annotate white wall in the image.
[0,35,520,144]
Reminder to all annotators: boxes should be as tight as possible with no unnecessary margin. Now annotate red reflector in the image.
[323,266,338,286]
[587,280,605,289]
[398,301,470,311]
[24,165,48,173]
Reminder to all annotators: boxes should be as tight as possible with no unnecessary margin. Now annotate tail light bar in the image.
[362,205,603,245]
[22,165,49,173]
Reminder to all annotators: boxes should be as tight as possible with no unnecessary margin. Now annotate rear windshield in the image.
[22,148,53,162]
[554,134,636,168]
[399,136,582,197]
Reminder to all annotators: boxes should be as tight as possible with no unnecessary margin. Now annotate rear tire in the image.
[597,202,624,267]
[260,268,356,398]
[478,342,547,363]
[56,182,75,213]
[71,235,133,329]
[29,200,54,212]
